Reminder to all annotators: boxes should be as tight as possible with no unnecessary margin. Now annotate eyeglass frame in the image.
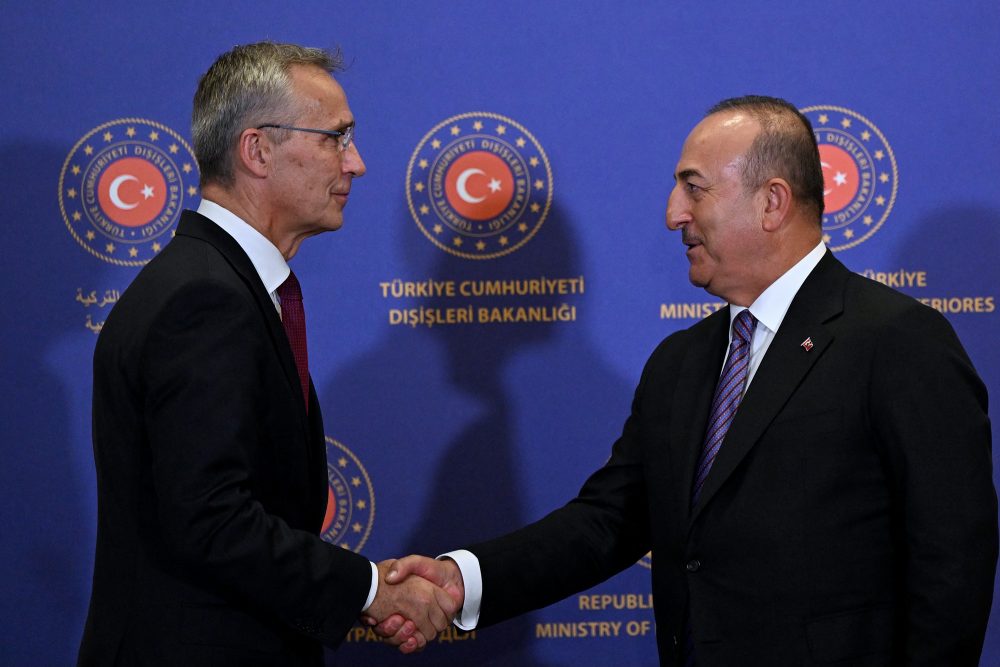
[256,123,355,151]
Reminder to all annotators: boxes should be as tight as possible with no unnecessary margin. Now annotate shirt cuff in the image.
[439,549,482,630]
[361,560,378,612]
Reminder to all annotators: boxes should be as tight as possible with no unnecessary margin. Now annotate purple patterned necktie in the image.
[277,271,310,412]
[685,309,757,666]
[691,308,757,505]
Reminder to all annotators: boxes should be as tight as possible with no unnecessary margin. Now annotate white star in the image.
[141,184,155,199]
[833,172,847,187]
[488,178,502,193]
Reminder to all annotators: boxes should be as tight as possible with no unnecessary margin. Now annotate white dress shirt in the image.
[196,199,380,612]
[197,199,289,312]
[727,240,827,387]
[445,240,828,630]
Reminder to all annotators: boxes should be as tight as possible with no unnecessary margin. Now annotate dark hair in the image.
[192,41,343,187]
[707,95,824,222]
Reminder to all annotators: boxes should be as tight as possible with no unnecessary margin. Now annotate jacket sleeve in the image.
[870,301,997,666]
[468,351,655,626]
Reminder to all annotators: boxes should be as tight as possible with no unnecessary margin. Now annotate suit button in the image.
[685,559,701,572]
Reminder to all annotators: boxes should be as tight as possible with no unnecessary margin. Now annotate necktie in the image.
[691,309,757,505]
[685,309,757,666]
[277,271,310,412]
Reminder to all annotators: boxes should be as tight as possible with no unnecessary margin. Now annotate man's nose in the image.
[343,143,366,177]
[665,186,687,231]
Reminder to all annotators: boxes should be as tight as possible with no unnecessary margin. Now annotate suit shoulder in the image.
[118,237,246,306]
[646,307,727,365]
[844,270,953,330]
[139,234,236,283]
[840,272,974,370]
[98,237,256,346]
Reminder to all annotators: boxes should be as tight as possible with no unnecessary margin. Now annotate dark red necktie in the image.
[277,271,310,411]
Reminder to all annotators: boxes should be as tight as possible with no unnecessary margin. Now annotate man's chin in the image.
[688,269,709,289]
[319,215,344,232]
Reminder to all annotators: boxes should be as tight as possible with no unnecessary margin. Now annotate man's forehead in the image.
[289,65,350,120]
[689,111,757,144]
[676,111,758,173]
[289,64,342,94]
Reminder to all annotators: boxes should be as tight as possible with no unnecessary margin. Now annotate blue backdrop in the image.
[2,2,998,665]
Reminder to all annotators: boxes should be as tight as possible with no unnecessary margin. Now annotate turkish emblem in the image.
[800,105,898,252]
[801,337,814,352]
[321,437,375,552]
[59,118,199,265]
[406,112,552,259]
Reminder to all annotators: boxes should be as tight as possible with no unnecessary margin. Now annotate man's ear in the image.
[761,177,793,232]
[236,128,270,179]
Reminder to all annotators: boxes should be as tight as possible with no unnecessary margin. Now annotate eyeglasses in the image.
[256,123,355,152]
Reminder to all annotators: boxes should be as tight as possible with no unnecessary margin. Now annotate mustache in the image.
[681,230,702,246]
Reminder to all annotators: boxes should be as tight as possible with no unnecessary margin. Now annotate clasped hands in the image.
[362,556,465,654]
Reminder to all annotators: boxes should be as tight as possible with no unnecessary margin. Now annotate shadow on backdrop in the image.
[0,140,96,665]
[324,201,640,666]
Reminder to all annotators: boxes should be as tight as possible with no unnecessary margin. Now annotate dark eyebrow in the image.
[675,168,703,182]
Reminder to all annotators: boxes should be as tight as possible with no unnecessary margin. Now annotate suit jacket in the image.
[470,252,997,666]
[78,211,372,667]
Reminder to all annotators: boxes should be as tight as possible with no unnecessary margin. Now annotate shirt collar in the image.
[730,241,827,334]
[197,199,290,295]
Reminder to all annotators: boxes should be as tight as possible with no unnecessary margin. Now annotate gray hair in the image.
[192,41,343,187]
[707,95,825,224]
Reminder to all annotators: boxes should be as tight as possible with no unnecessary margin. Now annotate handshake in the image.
[362,555,466,654]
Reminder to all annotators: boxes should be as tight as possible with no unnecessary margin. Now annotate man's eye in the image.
[684,182,701,194]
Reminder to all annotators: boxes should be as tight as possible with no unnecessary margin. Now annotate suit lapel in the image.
[690,251,849,522]
[174,211,306,419]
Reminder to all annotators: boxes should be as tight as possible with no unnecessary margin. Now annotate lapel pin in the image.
[801,337,814,352]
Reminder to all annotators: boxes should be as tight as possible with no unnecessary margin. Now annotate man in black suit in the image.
[78,42,456,666]
[376,96,998,665]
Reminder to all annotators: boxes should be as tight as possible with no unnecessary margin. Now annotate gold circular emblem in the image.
[58,118,199,265]
[406,112,553,260]
[321,437,375,552]
[801,105,899,251]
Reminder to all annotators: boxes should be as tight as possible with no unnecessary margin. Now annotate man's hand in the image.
[367,556,466,652]
[389,555,465,608]
[363,558,462,654]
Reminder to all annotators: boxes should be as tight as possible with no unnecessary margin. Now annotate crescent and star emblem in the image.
[406,111,552,259]
[60,118,198,265]
[456,167,487,204]
[820,161,833,196]
[108,174,139,210]
[820,161,849,197]
[108,174,155,211]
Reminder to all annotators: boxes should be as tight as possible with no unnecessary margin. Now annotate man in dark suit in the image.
[78,42,456,666]
[376,96,998,665]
